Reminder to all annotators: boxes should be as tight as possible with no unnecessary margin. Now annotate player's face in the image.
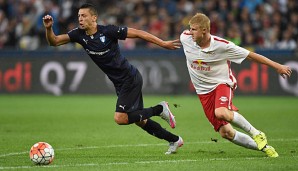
[189,24,204,44]
[78,8,96,30]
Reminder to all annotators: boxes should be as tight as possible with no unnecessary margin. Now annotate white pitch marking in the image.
[0,141,212,158]
[0,158,267,170]
[1,138,297,158]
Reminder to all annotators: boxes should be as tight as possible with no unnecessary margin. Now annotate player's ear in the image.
[92,15,97,22]
[202,28,206,34]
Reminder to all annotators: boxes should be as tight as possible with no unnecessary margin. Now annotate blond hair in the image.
[189,13,210,32]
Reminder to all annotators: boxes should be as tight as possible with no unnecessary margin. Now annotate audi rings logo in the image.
[105,60,179,93]
[279,61,298,96]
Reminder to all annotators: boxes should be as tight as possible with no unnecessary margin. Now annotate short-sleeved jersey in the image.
[68,25,136,86]
[180,30,250,94]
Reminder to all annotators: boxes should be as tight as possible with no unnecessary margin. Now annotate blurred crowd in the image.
[0,0,297,51]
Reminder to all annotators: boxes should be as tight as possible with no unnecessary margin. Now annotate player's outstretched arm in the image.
[127,28,181,50]
[246,51,292,78]
[43,15,70,46]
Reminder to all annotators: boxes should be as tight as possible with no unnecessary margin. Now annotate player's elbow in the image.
[47,40,58,46]
[47,36,66,46]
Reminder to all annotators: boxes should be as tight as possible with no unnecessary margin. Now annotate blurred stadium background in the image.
[0,0,297,96]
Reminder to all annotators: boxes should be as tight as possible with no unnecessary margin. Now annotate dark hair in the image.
[79,3,98,16]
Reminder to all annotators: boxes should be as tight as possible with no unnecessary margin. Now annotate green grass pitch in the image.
[0,95,297,171]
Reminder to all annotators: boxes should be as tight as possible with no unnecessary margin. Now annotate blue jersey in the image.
[68,25,137,86]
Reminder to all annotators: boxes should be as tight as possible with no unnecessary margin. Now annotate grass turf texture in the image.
[0,95,297,171]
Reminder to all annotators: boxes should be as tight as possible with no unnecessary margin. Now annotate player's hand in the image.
[43,15,54,29]
[163,39,181,50]
[277,65,292,79]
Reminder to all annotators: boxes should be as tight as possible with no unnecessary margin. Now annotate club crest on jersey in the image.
[100,36,106,43]
[219,96,228,104]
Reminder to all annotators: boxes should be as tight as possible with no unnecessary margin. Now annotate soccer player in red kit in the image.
[180,13,292,157]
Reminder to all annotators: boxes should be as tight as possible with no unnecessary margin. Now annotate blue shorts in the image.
[115,70,144,113]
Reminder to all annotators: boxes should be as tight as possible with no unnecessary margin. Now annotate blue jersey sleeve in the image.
[67,27,80,42]
[104,25,127,40]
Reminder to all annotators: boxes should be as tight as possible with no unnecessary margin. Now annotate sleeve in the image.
[104,25,127,40]
[226,42,250,64]
[180,30,192,48]
[67,27,79,42]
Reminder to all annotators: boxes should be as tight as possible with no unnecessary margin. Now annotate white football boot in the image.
[165,136,184,155]
[159,101,176,128]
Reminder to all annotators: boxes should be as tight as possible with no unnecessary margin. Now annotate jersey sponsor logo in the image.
[86,49,110,56]
[193,60,208,66]
[100,36,106,43]
[191,60,210,71]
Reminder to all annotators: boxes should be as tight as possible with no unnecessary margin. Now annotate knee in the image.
[114,112,129,125]
[214,107,232,122]
[219,129,235,140]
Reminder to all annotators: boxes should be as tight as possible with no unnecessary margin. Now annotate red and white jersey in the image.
[180,30,250,94]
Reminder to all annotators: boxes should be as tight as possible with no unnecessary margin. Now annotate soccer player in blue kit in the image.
[43,3,183,154]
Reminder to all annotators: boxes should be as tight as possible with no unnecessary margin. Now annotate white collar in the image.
[193,35,214,52]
